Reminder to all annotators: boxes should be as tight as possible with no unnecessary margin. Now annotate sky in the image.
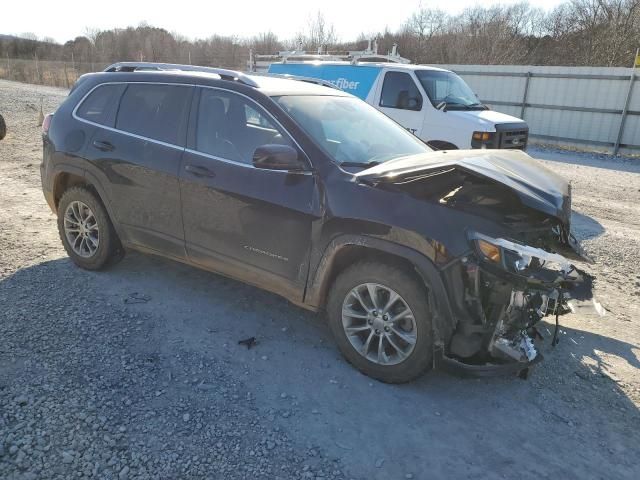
[2,0,565,44]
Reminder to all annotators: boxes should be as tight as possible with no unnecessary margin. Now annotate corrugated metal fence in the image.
[429,64,639,155]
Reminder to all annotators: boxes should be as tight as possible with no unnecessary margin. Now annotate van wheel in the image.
[327,261,433,383]
[57,186,123,270]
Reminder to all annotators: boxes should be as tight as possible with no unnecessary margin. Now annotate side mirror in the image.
[435,101,446,111]
[252,144,305,171]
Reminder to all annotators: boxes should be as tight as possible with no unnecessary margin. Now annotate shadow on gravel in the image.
[572,210,605,240]
[1,253,639,479]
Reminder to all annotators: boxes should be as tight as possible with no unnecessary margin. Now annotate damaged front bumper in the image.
[435,346,544,378]
[439,231,596,377]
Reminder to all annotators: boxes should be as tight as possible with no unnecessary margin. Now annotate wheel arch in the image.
[53,168,86,209]
[306,235,455,344]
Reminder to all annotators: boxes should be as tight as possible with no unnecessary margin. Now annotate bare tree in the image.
[249,32,283,55]
[294,11,337,51]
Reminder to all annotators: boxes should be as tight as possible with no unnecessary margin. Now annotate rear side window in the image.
[76,84,126,127]
[116,84,192,146]
[379,72,422,111]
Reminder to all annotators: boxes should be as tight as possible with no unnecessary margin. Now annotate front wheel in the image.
[327,261,433,383]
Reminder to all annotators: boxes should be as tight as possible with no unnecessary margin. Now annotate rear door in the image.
[179,87,319,300]
[375,70,425,137]
[82,82,193,258]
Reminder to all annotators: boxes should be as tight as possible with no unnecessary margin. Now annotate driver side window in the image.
[379,72,422,111]
[195,88,292,165]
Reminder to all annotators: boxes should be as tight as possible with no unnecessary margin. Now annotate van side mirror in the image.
[252,144,306,171]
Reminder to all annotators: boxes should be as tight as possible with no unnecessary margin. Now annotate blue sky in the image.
[1,0,564,44]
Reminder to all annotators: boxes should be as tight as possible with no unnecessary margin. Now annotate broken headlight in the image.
[471,232,571,275]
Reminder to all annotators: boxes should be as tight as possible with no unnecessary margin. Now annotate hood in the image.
[446,109,526,129]
[355,149,571,225]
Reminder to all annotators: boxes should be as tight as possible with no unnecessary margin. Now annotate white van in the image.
[267,62,528,151]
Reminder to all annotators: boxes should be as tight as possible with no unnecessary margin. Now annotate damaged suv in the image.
[41,62,594,383]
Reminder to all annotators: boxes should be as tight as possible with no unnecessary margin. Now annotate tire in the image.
[57,186,123,270]
[327,260,433,383]
[0,114,6,141]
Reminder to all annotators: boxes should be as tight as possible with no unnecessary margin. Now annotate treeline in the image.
[1,0,639,72]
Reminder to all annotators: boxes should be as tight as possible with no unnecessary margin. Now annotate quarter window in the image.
[195,89,292,164]
[116,84,192,146]
[76,84,126,127]
[379,72,423,111]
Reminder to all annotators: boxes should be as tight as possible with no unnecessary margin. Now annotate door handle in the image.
[92,140,114,152]
[185,164,216,178]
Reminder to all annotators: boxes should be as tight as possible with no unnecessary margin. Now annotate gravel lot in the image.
[1,79,639,480]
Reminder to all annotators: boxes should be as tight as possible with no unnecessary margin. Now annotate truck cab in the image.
[267,61,529,151]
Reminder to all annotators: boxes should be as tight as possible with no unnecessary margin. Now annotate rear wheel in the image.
[327,261,433,383]
[57,186,123,270]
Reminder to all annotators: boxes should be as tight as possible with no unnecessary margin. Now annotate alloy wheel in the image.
[341,283,417,365]
[63,201,100,258]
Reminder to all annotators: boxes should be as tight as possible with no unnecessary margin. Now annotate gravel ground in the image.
[1,79,639,480]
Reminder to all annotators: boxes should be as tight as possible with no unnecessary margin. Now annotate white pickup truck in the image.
[268,62,529,151]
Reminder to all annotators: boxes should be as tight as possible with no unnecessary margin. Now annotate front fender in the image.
[305,234,456,345]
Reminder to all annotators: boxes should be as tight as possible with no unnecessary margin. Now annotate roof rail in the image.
[103,62,259,88]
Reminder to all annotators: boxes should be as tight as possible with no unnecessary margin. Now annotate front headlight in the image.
[471,131,495,149]
[471,232,569,274]
[477,238,502,263]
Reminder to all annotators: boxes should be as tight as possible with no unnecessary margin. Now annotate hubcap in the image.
[341,283,417,366]
[63,201,99,258]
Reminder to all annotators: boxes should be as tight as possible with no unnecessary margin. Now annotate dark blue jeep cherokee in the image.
[41,62,593,382]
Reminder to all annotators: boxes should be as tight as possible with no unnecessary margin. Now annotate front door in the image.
[179,87,319,300]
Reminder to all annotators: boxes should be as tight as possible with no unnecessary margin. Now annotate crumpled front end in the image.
[441,229,595,376]
[355,149,599,376]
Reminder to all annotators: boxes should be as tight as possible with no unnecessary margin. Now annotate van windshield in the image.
[274,95,430,166]
[415,70,484,110]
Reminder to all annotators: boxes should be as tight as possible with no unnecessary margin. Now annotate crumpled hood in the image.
[355,149,571,225]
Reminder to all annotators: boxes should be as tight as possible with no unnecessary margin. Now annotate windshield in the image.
[274,95,430,166]
[415,70,482,109]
